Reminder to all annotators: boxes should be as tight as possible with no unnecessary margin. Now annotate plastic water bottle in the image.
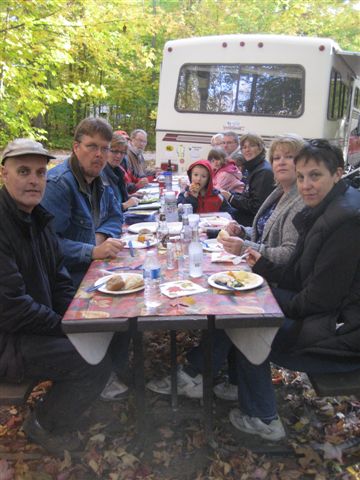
[143,250,161,308]
[157,212,169,250]
[179,214,192,278]
[180,215,192,256]
[164,191,179,222]
[164,160,173,191]
[188,216,203,278]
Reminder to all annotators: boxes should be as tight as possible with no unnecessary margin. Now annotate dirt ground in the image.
[1,331,360,479]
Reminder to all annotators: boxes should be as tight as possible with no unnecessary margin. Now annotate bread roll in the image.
[190,183,201,193]
[124,275,144,290]
[217,229,230,241]
[106,275,125,291]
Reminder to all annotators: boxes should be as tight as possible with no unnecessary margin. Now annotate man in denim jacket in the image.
[42,117,124,289]
[42,118,129,401]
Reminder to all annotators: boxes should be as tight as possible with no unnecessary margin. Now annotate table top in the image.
[62,245,284,334]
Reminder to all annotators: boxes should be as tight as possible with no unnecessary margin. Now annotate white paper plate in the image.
[201,238,224,252]
[128,222,158,234]
[127,222,182,235]
[122,235,157,249]
[95,273,145,295]
[199,216,230,228]
[128,202,161,211]
[208,271,263,291]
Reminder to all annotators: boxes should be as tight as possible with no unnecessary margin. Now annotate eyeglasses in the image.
[110,149,127,156]
[81,143,111,154]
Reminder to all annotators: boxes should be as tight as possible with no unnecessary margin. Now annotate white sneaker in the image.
[213,382,238,401]
[229,408,286,441]
[100,372,128,401]
[146,366,203,399]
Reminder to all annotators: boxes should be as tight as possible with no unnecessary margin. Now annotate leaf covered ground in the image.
[1,331,360,480]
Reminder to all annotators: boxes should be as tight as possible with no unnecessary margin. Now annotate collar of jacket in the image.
[243,152,266,173]
[102,163,124,185]
[69,153,104,196]
[1,186,53,233]
[293,179,347,235]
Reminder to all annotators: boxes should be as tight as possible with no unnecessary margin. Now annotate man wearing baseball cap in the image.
[0,139,111,453]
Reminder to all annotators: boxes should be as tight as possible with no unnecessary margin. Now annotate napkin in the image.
[211,251,237,263]
[160,280,207,298]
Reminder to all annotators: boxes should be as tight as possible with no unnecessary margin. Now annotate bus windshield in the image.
[175,63,304,118]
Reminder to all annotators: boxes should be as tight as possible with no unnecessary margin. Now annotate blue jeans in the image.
[235,317,360,422]
[186,330,233,377]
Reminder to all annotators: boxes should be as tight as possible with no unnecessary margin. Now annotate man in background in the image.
[127,128,155,180]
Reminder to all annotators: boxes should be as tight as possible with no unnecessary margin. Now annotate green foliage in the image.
[0,0,359,148]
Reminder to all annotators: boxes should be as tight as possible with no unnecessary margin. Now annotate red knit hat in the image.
[114,130,130,140]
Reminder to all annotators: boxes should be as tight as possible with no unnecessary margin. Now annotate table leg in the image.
[202,315,215,445]
[170,330,178,410]
[130,317,146,435]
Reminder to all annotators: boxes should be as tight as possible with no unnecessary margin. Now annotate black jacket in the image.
[228,152,274,226]
[0,187,74,381]
[254,181,360,356]
[102,163,129,205]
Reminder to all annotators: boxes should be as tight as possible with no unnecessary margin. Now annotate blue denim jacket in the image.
[42,159,123,286]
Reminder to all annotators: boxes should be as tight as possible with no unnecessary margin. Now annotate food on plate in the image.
[138,228,152,235]
[106,275,125,291]
[137,232,154,243]
[214,270,251,288]
[124,275,144,290]
[217,229,230,241]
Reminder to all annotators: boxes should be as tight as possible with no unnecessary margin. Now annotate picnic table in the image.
[62,214,284,442]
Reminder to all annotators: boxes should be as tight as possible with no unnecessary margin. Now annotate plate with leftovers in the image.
[95,273,145,295]
[208,270,263,291]
[127,222,158,234]
[127,222,183,235]
[199,216,231,228]
[201,238,224,252]
[122,234,157,248]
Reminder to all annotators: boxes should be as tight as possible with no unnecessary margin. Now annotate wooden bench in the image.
[0,380,35,405]
[308,369,360,397]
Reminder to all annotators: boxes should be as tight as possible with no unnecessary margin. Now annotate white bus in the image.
[156,34,360,173]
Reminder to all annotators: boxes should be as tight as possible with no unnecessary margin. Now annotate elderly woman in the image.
[221,133,274,226]
[228,139,360,441]
[210,132,225,147]
[221,134,305,265]
[208,147,244,193]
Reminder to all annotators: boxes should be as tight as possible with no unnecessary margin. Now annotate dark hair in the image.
[207,147,227,165]
[223,131,239,145]
[74,117,113,142]
[240,132,266,156]
[294,139,344,174]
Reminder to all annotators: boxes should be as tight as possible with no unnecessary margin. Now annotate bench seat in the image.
[308,369,360,397]
[0,380,35,405]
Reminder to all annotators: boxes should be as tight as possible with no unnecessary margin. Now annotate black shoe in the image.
[22,412,82,454]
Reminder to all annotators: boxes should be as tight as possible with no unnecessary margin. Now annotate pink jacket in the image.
[213,161,244,193]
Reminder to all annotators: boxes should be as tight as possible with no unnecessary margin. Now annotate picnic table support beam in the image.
[170,330,178,410]
[202,315,215,446]
[130,317,146,438]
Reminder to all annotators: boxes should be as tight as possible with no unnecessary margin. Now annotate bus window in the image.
[175,63,304,118]
[328,68,349,120]
[236,64,303,117]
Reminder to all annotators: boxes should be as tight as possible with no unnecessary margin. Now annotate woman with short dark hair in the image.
[229,139,360,441]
